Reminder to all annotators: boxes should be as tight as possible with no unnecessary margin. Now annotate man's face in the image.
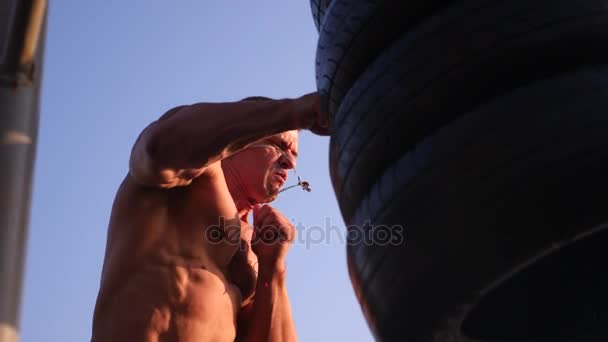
[228,130,299,204]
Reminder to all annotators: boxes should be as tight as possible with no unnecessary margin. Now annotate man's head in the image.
[223,130,299,206]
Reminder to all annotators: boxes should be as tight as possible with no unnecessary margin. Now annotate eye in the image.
[273,141,289,154]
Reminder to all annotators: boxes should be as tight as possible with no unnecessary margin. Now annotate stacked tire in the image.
[313,1,608,341]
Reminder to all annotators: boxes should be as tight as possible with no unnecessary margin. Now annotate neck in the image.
[223,162,255,221]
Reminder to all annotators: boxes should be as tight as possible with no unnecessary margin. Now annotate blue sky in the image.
[20,1,374,341]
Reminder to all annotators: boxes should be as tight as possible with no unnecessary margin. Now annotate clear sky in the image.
[20,1,374,341]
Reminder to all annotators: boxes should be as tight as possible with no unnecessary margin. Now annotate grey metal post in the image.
[0,1,47,341]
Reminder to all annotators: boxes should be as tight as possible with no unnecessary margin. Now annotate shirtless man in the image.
[91,93,329,342]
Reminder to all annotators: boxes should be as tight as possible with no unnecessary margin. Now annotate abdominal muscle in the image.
[92,170,249,342]
[93,263,241,342]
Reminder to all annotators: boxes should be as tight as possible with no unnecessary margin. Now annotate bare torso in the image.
[91,163,257,342]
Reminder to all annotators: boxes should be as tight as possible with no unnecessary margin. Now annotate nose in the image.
[278,151,296,170]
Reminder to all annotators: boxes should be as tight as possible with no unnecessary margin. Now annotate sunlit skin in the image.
[225,132,299,205]
[91,94,328,342]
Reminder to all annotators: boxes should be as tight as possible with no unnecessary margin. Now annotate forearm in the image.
[145,99,301,170]
[246,269,297,342]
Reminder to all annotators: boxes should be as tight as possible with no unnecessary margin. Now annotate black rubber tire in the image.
[329,0,608,223]
[316,0,456,119]
[310,0,332,32]
[346,67,608,341]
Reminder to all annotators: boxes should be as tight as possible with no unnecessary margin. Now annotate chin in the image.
[265,194,279,203]
[260,182,280,202]
[257,192,278,204]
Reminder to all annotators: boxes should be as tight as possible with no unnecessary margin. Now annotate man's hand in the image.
[251,205,296,275]
[292,92,330,136]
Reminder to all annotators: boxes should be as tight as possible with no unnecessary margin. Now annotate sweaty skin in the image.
[91,94,328,342]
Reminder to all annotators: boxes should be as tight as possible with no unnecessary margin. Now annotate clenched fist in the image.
[292,92,330,136]
[252,204,296,275]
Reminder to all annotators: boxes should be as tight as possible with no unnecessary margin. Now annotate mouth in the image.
[274,172,287,184]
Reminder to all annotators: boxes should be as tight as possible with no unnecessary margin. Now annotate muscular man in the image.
[91,93,329,342]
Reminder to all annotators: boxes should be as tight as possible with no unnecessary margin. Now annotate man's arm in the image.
[245,268,296,342]
[129,94,323,188]
[241,204,298,342]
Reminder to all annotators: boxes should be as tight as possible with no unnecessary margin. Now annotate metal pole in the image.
[0,1,47,341]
